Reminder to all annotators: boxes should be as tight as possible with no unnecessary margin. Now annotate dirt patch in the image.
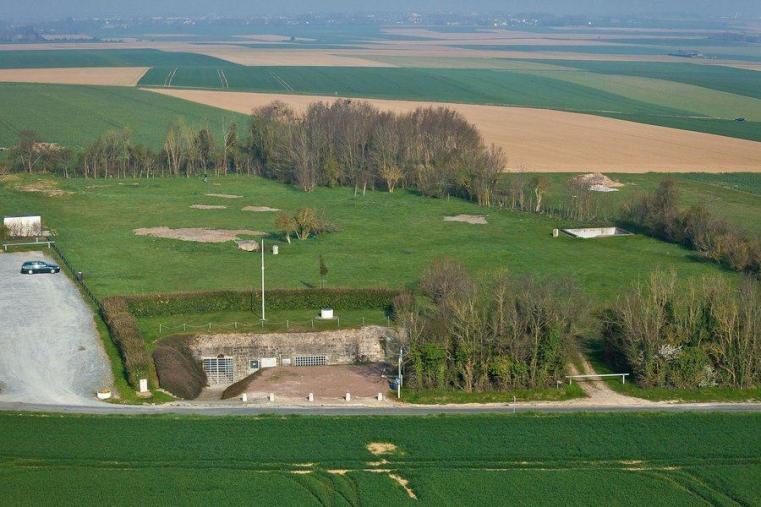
[134,227,263,243]
[0,67,149,86]
[190,204,227,210]
[246,363,389,400]
[242,206,280,212]
[367,442,397,456]
[389,473,417,499]
[147,88,761,173]
[205,193,243,199]
[444,214,487,224]
[19,181,73,197]
[570,172,624,192]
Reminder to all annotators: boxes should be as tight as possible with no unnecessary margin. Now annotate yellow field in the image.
[146,88,761,173]
[0,67,149,86]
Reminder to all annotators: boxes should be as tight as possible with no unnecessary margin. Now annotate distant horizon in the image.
[2,1,761,23]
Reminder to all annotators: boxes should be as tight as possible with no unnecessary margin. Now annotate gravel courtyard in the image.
[0,251,111,405]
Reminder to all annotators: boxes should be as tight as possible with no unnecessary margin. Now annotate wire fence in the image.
[50,241,103,313]
[157,315,392,335]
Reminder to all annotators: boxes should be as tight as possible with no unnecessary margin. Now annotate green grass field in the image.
[1,412,760,505]
[534,173,761,235]
[0,174,739,299]
[0,83,246,149]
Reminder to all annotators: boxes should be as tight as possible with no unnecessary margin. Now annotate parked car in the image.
[20,260,60,274]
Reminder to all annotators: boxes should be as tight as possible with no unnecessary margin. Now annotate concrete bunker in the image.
[189,326,391,385]
[562,227,633,239]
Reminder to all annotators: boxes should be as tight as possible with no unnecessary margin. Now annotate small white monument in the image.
[345,392,351,401]
[139,378,149,393]
[268,393,275,402]
[320,308,334,320]
[272,244,279,255]
[308,393,314,402]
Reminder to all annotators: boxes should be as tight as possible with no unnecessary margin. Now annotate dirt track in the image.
[146,88,761,173]
[0,67,149,86]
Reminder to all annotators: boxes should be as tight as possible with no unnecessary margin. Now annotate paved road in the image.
[0,251,111,405]
[1,400,760,416]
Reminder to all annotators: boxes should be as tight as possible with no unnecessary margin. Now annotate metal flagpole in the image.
[261,239,266,321]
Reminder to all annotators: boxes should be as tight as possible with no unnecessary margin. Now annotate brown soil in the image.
[147,89,761,173]
[190,204,227,210]
[242,206,280,212]
[205,193,243,199]
[444,214,488,224]
[0,67,149,86]
[133,227,263,243]
[246,363,389,400]
[367,442,398,455]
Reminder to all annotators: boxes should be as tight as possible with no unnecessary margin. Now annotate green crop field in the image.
[0,49,230,68]
[1,412,760,505]
[139,63,761,141]
[0,83,246,149]
[0,174,743,299]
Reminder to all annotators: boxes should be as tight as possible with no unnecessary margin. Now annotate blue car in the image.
[21,260,60,275]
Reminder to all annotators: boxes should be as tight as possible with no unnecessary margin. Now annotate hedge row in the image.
[125,288,399,317]
[101,296,152,388]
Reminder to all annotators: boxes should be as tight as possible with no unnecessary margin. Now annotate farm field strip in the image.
[0,67,149,86]
[147,88,761,172]
[138,64,761,142]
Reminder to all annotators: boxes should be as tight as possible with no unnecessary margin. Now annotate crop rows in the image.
[1,413,759,505]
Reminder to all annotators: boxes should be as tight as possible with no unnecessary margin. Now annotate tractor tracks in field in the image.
[163,67,178,87]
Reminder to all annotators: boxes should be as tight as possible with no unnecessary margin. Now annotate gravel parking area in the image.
[246,363,390,402]
[0,251,111,404]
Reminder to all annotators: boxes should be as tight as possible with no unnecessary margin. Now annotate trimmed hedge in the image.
[125,288,399,317]
[101,296,152,388]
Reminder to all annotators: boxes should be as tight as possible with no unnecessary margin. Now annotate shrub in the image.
[101,297,152,388]
[621,180,759,275]
[152,335,207,400]
[125,288,399,317]
[603,271,761,389]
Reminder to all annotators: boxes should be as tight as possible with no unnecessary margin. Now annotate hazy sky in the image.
[3,0,760,21]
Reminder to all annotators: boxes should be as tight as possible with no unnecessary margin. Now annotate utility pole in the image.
[260,239,265,321]
[397,346,404,400]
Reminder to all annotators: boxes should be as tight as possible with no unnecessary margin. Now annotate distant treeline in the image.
[1,99,506,206]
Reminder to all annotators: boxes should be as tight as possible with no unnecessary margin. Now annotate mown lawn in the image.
[1,412,759,505]
[0,174,736,299]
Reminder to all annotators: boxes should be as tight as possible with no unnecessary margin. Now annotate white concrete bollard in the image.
[308,393,314,402]
[268,393,275,402]
[377,393,383,401]
[241,393,248,403]
[345,392,351,401]
[139,378,149,393]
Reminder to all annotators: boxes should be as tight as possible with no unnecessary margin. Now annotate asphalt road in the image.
[0,251,111,405]
[1,400,760,416]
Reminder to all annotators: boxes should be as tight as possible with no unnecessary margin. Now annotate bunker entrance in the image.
[202,357,234,385]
